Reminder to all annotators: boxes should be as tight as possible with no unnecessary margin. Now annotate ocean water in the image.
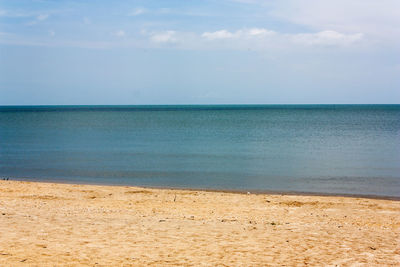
[1,105,399,197]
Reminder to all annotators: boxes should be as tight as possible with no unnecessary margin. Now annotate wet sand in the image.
[0,180,399,266]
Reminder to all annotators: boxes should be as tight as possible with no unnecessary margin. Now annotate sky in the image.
[0,0,399,105]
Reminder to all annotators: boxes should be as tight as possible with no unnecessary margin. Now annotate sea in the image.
[1,105,399,197]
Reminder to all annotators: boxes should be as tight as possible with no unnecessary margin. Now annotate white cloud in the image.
[0,9,31,18]
[37,14,48,21]
[150,31,177,43]
[202,28,275,40]
[143,27,362,50]
[202,30,235,40]
[129,8,145,16]
[292,30,363,46]
[114,30,126,37]
[0,26,365,51]
[231,0,259,3]
[248,28,274,36]
[26,13,49,26]
[83,17,91,24]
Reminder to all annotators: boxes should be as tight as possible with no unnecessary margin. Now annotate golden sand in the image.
[0,180,399,266]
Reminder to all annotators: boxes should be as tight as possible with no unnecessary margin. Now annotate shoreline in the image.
[1,180,399,265]
[6,177,400,201]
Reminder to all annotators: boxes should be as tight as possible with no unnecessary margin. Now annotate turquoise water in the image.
[1,105,399,197]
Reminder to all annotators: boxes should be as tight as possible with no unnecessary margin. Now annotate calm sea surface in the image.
[1,105,399,197]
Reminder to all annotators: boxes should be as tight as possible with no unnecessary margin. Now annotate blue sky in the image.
[0,0,399,104]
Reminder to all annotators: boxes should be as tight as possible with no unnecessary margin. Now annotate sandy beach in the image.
[0,180,399,266]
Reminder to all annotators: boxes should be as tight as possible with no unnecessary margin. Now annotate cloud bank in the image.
[144,27,364,51]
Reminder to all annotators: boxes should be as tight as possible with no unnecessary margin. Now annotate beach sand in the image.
[0,180,399,266]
